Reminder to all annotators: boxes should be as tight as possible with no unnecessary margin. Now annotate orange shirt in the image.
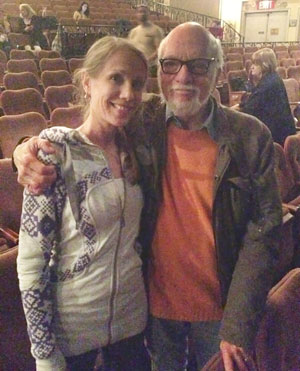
[149,125,223,321]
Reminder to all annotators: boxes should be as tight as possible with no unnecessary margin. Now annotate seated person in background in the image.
[0,24,11,56]
[128,4,164,68]
[294,105,300,128]
[239,48,295,146]
[17,36,150,371]
[73,2,90,22]
[19,3,49,50]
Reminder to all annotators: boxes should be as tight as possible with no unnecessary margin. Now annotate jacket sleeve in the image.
[17,149,67,368]
[219,124,283,351]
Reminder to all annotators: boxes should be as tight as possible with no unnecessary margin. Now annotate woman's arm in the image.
[17,149,67,370]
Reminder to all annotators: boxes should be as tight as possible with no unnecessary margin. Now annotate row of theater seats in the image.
[1,132,300,369]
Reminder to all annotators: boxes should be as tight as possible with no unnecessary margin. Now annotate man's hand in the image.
[220,340,254,371]
[14,137,57,195]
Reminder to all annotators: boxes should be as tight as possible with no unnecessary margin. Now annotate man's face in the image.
[137,6,149,23]
[159,26,219,122]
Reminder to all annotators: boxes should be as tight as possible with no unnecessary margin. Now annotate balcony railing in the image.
[127,0,244,43]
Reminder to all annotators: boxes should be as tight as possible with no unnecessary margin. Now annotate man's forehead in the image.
[162,39,212,60]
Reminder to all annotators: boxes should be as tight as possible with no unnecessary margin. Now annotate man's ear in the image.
[82,72,91,97]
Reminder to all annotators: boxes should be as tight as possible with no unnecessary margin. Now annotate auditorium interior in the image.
[1,0,300,370]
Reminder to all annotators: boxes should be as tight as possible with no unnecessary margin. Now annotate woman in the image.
[17,36,150,371]
[239,48,295,145]
[73,2,90,22]
[19,3,49,50]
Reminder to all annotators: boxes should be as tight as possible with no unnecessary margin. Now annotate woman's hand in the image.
[14,137,57,194]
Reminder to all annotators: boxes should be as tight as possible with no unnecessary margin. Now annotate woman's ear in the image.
[82,72,91,98]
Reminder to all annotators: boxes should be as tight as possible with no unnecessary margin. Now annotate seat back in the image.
[68,57,84,74]
[1,88,46,117]
[36,49,61,61]
[224,60,243,74]
[276,66,287,79]
[7,32,31,49]
[290,50,300,60]
[227,69,248,106]
[276,51,290,60]
[287,65,300,83]
[202,269,300,371]
[3,72,40,91]
[284,134,300,185]
[0,112,47,158]
[273,142,295,202]
[50,105,83,128]
[41,69,72,88]
[0,158,24,232]
[39,57,68,72]
[9,49,35,60]
[7,58,39,77]
[226,52,243,62]
[282,78,299,103]
[228,46,244,55]
[255,268,300,371]
[44,84,78,112]
[0,50,8,65]
[280,58,296,68]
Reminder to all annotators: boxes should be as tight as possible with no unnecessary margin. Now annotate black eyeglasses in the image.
[159,58,216,75]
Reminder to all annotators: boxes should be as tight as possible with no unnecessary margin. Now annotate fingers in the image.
[14,137,57,193]
[220,340,250,371]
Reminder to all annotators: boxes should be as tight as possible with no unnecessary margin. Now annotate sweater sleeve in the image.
[17,149,67,366]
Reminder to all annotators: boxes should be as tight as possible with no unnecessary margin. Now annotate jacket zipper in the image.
[107,179,126,344]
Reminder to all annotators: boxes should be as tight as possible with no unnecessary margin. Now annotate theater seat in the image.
[50,105,83,128]
[0,88,47,117]
[68,57,84,74]
[3,72,40,91]
[44,84,78,112]
[39,57,68,72]
[9,49,35,60]
[0,112,47,158]
[202,268,300,371]
[0,246,35,371]
[7,58,39,78]
[41,70,73,89]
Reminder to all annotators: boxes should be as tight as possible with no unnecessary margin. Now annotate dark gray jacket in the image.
[128,96,283,351]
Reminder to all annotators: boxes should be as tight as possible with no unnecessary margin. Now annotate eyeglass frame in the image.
[159,57,216,76]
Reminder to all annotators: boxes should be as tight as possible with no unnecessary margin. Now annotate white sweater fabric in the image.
[17,127,147,370]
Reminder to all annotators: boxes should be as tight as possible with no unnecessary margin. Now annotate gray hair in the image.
[157,22,224,70]
[252,48,277,74]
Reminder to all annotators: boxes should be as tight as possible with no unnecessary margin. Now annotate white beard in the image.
[160,83,210,120]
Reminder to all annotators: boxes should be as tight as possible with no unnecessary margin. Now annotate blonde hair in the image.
[19,3,36,18]
[252,48,277,74]
[73,36,148,121]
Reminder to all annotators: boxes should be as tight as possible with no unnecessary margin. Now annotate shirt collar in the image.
[165,97,217,139]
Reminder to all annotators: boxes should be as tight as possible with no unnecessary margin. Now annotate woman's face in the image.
[82,3,88,12]
[20,7,29,18]
[250,62,263,86]
[85,48,147,129]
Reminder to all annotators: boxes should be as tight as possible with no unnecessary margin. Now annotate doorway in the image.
[244,10,288,42]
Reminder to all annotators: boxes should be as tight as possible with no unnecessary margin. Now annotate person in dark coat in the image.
[19,3,49,50]
[239,47,295,145]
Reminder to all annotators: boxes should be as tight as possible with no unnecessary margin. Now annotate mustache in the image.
[169,84,201,94]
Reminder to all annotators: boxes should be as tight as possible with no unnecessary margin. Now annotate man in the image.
[14,23,282,370]
[128,4,164,67]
